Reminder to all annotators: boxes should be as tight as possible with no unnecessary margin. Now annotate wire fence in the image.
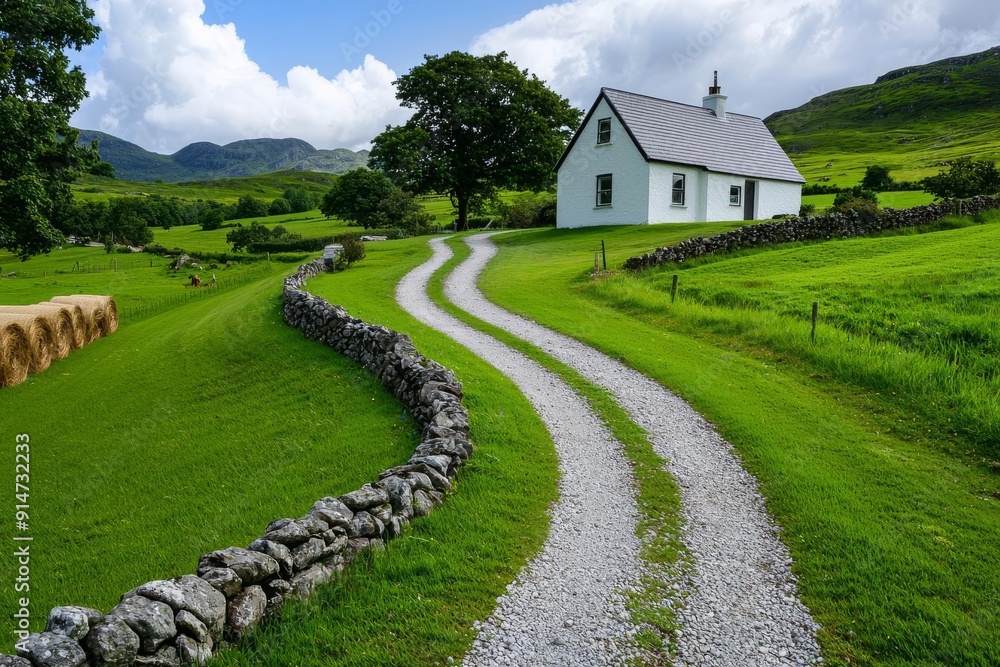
[118,263,279,323]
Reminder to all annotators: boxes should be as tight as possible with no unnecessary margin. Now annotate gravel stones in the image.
[445,234,823,667]
[396,239,646,666]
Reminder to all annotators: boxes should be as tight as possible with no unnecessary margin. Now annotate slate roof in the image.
[557,88,805,184]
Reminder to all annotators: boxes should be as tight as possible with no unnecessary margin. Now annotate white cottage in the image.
[555,77,804,228]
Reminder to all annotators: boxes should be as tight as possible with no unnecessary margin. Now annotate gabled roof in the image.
[556,88,805,184]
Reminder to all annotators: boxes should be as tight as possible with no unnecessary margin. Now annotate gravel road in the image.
[438,234,823,667]
[396,241,648,666]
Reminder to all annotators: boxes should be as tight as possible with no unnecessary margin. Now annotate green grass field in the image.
[0,267,426,622]
[70,171,340,204]
[1,235,561,666]
[214,237,560,667]
[475,218,1000,666]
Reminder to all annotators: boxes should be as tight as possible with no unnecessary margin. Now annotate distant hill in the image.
[77,130,370,183]
[764,46,1000,186]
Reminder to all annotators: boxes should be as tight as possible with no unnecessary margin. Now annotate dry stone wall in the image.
[623,195,1000,271]
[5,260,470,667]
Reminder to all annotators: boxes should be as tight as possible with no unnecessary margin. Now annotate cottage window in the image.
[730,185,742,206]
[596,174,613,207]
[597,118,612,145]
[672,174,686,206]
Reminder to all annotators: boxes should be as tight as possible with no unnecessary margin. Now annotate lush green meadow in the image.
[0,245,287,321]
[477,218,1000,666]
[215,237,560,667]
[0,266,424,623]
[70,171,339,204]
[802,190,935,212]
[2,233,561,665]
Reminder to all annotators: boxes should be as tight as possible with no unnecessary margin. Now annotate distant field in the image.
[71,170,340,204]
[802,190,935,212]
[152,212,355,254]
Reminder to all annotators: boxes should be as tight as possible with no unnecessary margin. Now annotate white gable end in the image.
[556,98,649,229]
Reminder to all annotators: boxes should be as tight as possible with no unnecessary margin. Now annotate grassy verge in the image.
[212,237,560,666]
[476,222,1000,666]
[428,235,687,662]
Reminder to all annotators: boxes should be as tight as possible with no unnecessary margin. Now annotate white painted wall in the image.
[705,172,749,222]
[648,163,705,223]
[556,99,649,228]
[755,179,802,219]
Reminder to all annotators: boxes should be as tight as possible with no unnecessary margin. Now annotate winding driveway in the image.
[398,235,822,666]
[397,241,646,666]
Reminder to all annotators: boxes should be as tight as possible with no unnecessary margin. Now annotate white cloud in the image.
[73,0,408,153]
[471,0,1000,119]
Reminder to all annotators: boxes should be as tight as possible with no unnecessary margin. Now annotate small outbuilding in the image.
[555,75,804,228]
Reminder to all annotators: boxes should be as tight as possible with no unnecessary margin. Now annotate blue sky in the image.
[70,0,1000,154]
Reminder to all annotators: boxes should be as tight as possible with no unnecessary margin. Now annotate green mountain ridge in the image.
[764,45,1000,186]
[77,130,370,183]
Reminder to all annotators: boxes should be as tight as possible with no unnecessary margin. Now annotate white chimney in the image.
[702,70,727,120]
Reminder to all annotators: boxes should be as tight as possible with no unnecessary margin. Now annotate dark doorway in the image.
[744,180,757,220]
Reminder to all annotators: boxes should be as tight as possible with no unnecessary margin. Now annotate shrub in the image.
[833,187,879,214]
[799,203,817,217]
[339,234,365,267]
[861,165,894,191]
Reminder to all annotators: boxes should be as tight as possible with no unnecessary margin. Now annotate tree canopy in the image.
[369,51,581,230]
[0,0,101,259]
[923,158,1000,199]
[320,169,395,228]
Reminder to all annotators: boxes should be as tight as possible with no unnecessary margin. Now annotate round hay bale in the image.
[0,322,31,388]
[0,306,74,359]
[35,302,87,350]
[0,315,54,373]
[51,295,117,337]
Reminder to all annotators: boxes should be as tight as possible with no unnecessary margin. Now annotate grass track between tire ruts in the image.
[476,222,1000,666]
[432,234,689,662]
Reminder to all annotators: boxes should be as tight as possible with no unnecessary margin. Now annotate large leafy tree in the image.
[370,51,581,231]
[0,0,101,259]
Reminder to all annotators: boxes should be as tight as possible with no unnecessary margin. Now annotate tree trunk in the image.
[457,196,469,232]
